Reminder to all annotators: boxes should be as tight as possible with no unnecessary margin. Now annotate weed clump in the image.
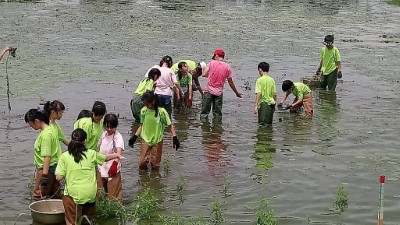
[334,184,348,213]
[256,198,277,225]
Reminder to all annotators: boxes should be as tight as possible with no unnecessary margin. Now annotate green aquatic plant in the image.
[210,201,225,224]
[334,184,348,213]
[159,212,209,225]
[95,191,130,221]
[256,198,277,225]
[132,188,159,220]
[388,0,400,6]
[222,175,233,197]
[177,174,187,193]
[163,155,171,174]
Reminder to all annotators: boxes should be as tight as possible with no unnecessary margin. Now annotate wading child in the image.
[154,56,182,118]
[128,91,180,170]
[171,60,207,96]
[55,128,122,225]
[175,61,193,107]
[254,62,276,125]
[44,100,69,148]
[76,110,92,121]
[281,80,313,117]
[74,101,106,151]
[97,114,124,201]
[25,108,61,200]
[131,68,160,122]
[316,35,342,91]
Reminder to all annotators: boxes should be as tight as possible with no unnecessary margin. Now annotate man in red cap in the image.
[201,49,242,120]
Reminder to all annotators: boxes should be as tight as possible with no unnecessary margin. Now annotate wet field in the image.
[1,0,400,224]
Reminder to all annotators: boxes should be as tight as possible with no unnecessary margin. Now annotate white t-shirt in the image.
[154,67,178,96]
[98,130,124,178]
[144,65,160,78]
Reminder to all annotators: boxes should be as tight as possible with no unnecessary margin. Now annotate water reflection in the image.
[252,126,276,170]
[137,170,166,203]
[201,120,229,176]
[314,90,339,154]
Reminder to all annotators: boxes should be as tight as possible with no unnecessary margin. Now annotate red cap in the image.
[380,175,385,184]
[212,49,225,59]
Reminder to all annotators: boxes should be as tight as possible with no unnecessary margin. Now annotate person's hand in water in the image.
[283,105,292,110]
[236,92,243,98]
[173,136,180,150]
[187,98,192,107]
[128,135,138,148]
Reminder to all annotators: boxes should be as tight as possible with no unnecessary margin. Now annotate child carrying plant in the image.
[74,101,106,151]
[131,68,160,122]
[128,91,181,170]
[175,61,193,108]
[55,128,122,225]
[254,62,276,125]
[281,80,313,117]
[97,114,124,201]
[25,108,61,200]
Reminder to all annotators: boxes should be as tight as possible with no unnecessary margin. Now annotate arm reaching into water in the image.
[0,47,10,61]
[227,77,242,98]
[254,93,261,114]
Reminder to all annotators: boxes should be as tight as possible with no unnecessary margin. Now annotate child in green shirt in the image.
[254,62,276,125]
[316,35,342,91]
[44,100,69,151]
[131,68,160,122]
[25,108,61,200]
[175,61,193,107]
[281,80,313,117]
[55,128,122,225]
[74,101,106,151]
[128,91,180,170]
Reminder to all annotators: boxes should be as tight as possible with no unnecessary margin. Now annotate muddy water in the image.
[1,0,400,224]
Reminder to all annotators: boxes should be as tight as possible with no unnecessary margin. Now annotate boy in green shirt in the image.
[74,101,106,151]
[281,80,313,117]
[316,35,342,91]
[254,62,276,125]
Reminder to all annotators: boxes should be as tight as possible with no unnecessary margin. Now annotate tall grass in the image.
[256,198,277,225]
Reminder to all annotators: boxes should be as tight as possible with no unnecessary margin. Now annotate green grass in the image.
[256,198,277,225]
[210,201,224,224]
[334,184,348,213]
[388,0,400,6]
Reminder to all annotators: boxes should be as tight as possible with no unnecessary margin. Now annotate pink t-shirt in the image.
[98,130,124,178]
[205,60,233,96]
[155,67,178,96]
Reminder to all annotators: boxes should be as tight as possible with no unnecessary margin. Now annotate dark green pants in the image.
[201,93,223,119]
[320,68,338,91]
[130,94,143,122]
[258,102,275,125]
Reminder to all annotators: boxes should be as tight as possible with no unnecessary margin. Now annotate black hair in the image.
[141,91,159,118]
[258,62,270,72]
[148,68,161,81]
[77,110,93,120]
[24,108,50,125]
[68,128,88,163]
[92,101,106,116]
[177,61,187,80]
[159,55,173,68]
[282,80,294,92]
[44,100,65,115]
[324,35,334,43]
[103,114,119,128]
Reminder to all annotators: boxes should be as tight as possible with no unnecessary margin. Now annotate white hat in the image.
[199,61,207,69]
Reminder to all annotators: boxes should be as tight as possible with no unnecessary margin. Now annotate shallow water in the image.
[1,0,400,224]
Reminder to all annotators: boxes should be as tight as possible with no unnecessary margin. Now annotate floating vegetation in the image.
[210,201,224,225]
[159,212,209,225]
[163,155,171,174]
[388,0,400,6]
[256,198,277,225]
[334,184,348,213]
[222,175,233,198]
[176,174,187,204]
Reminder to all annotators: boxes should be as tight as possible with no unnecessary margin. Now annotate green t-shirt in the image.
[290,82,311,100]
[50,122,65,158]
[55,149,106,204]
[255,73,276,106]
[320,46,341,75]
[73,117,103,152]
[140,107,171,146]
[134,79,154,96]
[33,126,60,168]
[178,73,193,88]
[171,60,197,74]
